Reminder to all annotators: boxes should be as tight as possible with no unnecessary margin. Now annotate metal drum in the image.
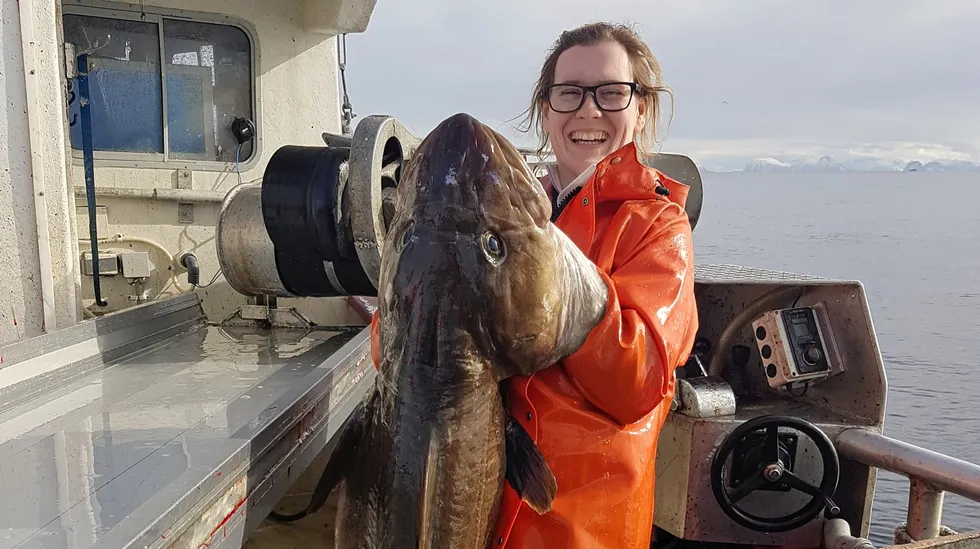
[216,116,420,298]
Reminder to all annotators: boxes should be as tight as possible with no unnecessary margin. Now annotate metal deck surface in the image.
[693,263,829,283]
[0,294,375,549]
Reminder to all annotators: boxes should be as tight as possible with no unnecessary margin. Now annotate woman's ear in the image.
[633,95,649,135]
[541,103,556,138]
[636,94,648,120]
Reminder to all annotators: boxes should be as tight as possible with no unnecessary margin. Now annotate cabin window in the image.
[63,9,255,167]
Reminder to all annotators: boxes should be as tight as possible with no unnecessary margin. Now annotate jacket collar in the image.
[539,142,692,252]
[541,142,691,211]
[594,142,690,208]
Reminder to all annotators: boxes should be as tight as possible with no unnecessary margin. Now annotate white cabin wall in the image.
[0,0,79,346]
[68,0,367,326]
[0,0,41,343]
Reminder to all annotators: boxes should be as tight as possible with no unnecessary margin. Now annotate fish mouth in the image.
[419,112,498,174]
[568,130,609,145]
[434,113,491,148]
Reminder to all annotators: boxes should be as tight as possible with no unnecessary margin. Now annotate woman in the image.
[353,21,698,549]
[491,22,699,548]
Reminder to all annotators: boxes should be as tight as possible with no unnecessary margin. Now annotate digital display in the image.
[792,319,810,339]
[757,306,835,388]
[781,308,830,375]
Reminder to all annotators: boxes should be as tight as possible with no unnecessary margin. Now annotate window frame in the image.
[61,1,262,172]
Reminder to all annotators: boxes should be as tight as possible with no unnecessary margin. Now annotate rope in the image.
[893,522,959,545]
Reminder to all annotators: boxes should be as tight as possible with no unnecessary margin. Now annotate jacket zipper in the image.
[551,185,582,223]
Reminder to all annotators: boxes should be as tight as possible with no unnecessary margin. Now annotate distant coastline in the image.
[516,147,979,175]
[700,156,980,174]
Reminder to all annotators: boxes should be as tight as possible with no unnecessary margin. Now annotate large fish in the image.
[325,112,610,548]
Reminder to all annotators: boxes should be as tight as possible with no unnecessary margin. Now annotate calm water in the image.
[693,171,980,544]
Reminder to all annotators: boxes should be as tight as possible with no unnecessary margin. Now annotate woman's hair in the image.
[516,21,674,158]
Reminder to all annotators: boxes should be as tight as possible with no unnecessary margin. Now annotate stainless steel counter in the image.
[0,294,375,549]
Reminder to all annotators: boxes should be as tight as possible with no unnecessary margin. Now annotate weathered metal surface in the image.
[835,429,980,501]
[694,263,830,283]
[883,530,980,549]
[655,404,881,547]
[690,276,887,424]
[346,115,421,289]
[825,519,979,549]
[825,518,876,549]
[0,293,204,413]
[654,274,887,543]
[0,294,374,549]
[73,185,226,204]
[215,181,292,297]
[907,479,945,541]
[216,116,421,299]
[676,376,737,418]
[837,428,980,544]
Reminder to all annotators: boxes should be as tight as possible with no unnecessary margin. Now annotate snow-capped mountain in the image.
[904,160,980,172]
[729,156,980,173]
[742,156,848,172]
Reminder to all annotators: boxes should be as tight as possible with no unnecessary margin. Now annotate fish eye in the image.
[481,231,505,264]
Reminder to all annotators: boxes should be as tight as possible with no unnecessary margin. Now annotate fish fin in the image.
[550,229,609,362]
[504,413,557,515]
[418,433,441,549]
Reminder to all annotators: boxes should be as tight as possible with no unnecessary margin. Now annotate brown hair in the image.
[516,21,674,158]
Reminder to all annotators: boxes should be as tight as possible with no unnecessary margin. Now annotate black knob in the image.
[803,346,822,365]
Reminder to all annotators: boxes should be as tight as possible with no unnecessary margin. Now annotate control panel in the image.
[752,305,841,389]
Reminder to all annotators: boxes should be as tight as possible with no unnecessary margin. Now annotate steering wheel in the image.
[710,415,841,533]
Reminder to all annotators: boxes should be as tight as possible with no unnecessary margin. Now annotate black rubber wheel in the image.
[709,414,840,533]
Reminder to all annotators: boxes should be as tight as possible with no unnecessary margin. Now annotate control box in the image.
[118,251,151,278]
[752,305,841,388]
[80,252,119,276]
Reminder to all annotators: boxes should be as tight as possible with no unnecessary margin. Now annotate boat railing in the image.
[836,428,980,541]
[517,147,553,178]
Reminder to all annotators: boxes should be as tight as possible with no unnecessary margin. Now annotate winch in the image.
[215,116,421,298]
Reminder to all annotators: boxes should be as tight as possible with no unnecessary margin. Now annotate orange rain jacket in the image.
[366,141,699,549]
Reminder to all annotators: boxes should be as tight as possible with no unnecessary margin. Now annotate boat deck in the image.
[0,294,374,549]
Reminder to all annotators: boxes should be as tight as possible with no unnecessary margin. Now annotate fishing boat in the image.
[1,1,977,548]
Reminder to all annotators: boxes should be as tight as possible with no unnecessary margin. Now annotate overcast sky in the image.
[342,1,980,172]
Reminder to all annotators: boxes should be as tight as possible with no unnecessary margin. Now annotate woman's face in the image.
[543,40,646,182]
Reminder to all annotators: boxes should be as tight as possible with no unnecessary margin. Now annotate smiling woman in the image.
[494,21,699,549]
[520,22,673,192]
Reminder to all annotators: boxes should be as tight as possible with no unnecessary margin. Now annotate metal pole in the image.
[835,428,980,500]
[77,53,108,307]
[907,478,944,541]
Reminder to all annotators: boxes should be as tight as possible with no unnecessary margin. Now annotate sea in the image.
[693,171,980,544]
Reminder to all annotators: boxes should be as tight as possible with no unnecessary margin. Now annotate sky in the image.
[341,1,980,172]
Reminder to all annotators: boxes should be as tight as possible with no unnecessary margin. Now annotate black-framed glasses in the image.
[543,82,639,113]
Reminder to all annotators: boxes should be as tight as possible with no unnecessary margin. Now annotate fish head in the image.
[380,113,608,380]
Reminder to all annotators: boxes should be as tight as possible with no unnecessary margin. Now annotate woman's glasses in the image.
[543,82,638,113]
